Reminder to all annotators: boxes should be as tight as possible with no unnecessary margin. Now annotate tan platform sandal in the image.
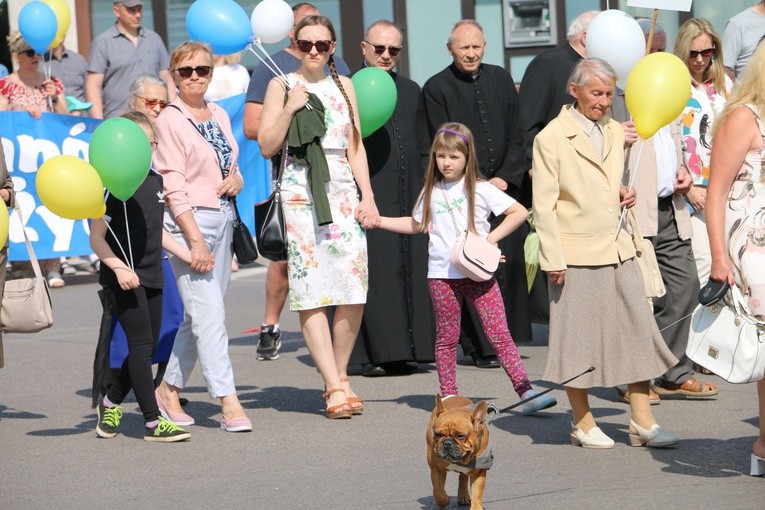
[322,388,352,419]
[340,377,364,415]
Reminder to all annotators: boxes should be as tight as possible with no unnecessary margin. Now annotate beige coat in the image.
[624,119,693,240]
[532,105,635,271]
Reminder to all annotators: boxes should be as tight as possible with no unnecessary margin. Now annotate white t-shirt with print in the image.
[413,178,516,279]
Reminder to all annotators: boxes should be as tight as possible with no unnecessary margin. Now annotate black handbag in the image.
[254,140,288,261]
[231,197,258,264]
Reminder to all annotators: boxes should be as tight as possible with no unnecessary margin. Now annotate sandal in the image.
[653,377,718,398]
[322,388,352,419]
[340,377,364,415]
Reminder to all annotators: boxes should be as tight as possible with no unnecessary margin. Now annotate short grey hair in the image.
[568,58,616,89]
[128,74,167,99]
[448,19,484,45]
[637,18,665,37]
[566,10,599,41]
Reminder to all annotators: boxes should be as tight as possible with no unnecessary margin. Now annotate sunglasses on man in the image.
[296,39,333,54]
[174,65,212,78]
[364,41,402,57]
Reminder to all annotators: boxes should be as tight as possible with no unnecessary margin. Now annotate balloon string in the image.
[123,202,134,271]
[104,220,134,273]
[247,41,288,89]
[42,57,53,113]
[615,140,645,239]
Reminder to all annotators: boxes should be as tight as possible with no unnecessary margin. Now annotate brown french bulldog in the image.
[426,394,491,510]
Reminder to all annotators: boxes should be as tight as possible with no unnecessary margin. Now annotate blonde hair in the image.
[7,31,31,55]
[294,15,360,148]
[714,39,765,137]
[223,53,242,66]
[415,122,483,234]
[120,111,157,139]
[169,41,214,71]
[674,18,726,92]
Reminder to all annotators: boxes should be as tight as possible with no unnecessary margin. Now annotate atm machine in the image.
[503,0,558,48]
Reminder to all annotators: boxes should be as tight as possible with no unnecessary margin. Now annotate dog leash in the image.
[497,366,596,414]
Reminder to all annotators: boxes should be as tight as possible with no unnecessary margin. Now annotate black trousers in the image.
[106,285,163,422]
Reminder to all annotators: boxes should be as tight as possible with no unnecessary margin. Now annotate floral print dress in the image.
[280,74,367,311]
[726,105,765,319]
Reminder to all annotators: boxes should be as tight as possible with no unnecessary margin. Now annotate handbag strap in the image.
[273,138,288,192]
[626,209,646,246]
[11,207,43,280]
[440,183,462,235]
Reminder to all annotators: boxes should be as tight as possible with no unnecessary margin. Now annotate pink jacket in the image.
[154,97,241,218]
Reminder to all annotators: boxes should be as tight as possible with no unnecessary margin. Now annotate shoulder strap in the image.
[440,183,461,234]
[11,208,43,280]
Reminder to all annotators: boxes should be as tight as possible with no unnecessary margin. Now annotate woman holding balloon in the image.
[153,41,251,432]
[258,15,378,419]
[1,31,68,288]
[532,58,678,449]
[674,19,733,285]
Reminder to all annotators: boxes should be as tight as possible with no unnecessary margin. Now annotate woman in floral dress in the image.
[707,39,765,476]
[259,15,379,418]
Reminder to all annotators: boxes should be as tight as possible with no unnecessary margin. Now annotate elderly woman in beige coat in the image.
[532,58,678,449]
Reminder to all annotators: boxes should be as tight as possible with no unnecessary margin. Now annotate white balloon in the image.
[251,0,294,44]
[585,10,646,89]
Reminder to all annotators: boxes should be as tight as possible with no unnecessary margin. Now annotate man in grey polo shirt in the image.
[86,0,174,119]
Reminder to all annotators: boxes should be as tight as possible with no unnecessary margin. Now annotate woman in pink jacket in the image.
[152,41,251,433]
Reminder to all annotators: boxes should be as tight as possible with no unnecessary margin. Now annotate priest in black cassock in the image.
[419,19,531,367]
[350,20,435,376]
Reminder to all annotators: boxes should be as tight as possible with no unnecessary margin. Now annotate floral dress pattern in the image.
[726,105,765,319]
[281,74,367,311]
[0,75,63,112]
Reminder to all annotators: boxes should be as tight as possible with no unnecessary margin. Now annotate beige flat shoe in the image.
[570,425,614,449]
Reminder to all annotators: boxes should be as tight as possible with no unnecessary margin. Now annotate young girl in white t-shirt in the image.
[377,122,556,414]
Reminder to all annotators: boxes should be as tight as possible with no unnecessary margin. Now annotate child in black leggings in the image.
[90,111,191,442]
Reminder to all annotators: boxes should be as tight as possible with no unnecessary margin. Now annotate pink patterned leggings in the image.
[428,278,532,397]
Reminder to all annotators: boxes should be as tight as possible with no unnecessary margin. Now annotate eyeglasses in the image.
[364,41,402,57]
[689,47,715,59]
[137,96,168,110]
[174,65,212,78]
[18,49,37,58]
[296,40,332,54]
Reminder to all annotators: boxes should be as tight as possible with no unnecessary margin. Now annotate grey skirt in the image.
[544,257,678,388]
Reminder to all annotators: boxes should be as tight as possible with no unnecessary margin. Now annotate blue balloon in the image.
[186,0,253,55]
[18,1,58,55]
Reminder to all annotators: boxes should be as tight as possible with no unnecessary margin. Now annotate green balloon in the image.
[351,67,397,138]
[88,117,152,201]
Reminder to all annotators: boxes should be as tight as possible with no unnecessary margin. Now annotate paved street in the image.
[1,260,762,509]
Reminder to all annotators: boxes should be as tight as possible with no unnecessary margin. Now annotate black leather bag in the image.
[231,197,258,265]
[254,188,287,261]
[254,140,288,261]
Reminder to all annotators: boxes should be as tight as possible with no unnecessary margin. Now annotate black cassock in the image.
[420,63,533,353]
[351,71,435,366]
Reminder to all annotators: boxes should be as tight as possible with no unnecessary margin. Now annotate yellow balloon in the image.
[42,0,71,48]
[36,155,105,220]
[0,204,8,246]
[625,52,691,140]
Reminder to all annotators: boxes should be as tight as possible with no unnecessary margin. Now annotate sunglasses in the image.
[689,47,715,59]
[137,96,168,110]
[365,41,402,57]
[174,65,211,78]
[296,39,332,54]
[18,49,37,58]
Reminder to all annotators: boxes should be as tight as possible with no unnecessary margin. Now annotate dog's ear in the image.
[436,394,445,415]
[472,401,488,428]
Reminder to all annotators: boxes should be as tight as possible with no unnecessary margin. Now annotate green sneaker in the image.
[96,403,122,438]
[144,417,191,443]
